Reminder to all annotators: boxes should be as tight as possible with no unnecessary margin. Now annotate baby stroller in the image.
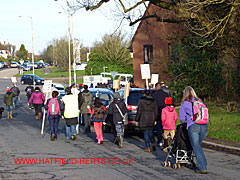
[163,123,196,169]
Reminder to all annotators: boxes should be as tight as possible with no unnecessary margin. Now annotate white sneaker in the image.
[159,143,163,147]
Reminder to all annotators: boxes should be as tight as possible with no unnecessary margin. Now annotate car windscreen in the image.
[91,91,113,106]
[127,91,145,106]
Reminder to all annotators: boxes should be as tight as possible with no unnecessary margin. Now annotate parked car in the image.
[44,63,50,67]
[33,62,41,69]
[118,88,155,131]
[52,83,65,97]
[1,62,8,68]
[20,74,45,85]
[88,88,114,132]
[10,61,19,68]
[22,64,32,71]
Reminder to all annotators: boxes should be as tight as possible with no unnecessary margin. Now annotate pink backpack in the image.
[48,98,60,116]
[188,100,209,125]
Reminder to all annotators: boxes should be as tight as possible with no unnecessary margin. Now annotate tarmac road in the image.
[0,81,239,179]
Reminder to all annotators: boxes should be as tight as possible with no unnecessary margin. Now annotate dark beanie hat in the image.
[113,92,121,99]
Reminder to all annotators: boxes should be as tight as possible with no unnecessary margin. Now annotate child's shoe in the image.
[97,139,101,144]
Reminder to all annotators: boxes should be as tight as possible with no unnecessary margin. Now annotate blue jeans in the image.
[156,121,163,144]
[144,129,155,150]
[65,125,76,139]
[188,124,208,171]
[48,115,60,139]
[6,105,13,112]
[13,96,18,108]
[115,124,124,137]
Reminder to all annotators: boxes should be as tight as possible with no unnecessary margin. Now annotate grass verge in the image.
[175,105,240,142]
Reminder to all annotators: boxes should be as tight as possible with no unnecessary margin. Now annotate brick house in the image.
[132,3,183,88]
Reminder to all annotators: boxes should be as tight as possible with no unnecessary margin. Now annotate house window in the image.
[144,45,153,64]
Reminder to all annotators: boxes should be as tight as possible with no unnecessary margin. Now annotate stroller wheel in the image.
[168,161,171,167]
[164,161,168,167]
[173,164,177,169]
[177,163,181,169]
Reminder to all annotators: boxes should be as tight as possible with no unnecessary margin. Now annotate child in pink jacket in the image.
[161,97,178,151]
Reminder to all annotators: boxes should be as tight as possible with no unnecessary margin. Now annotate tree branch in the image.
[86,0,111,11]
[129,13,182,26]
[118,0,145,13]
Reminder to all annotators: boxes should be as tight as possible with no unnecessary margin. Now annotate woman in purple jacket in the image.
[28,87,45,120]
[179,86,208,174]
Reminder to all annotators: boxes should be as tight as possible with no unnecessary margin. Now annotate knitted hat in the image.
[7,87,11,92]
[113,92,121,99]
[79,83,83,86]
[165,97,172,105]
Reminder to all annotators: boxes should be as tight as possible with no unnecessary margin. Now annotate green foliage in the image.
[85,32,133,76]
[16,44,28,60]
[168,37,224,102]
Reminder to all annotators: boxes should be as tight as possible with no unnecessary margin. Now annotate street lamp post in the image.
[19,16,35,88]
[103,66,108,77]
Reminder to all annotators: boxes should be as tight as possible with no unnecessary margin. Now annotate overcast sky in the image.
[0,0,137,54]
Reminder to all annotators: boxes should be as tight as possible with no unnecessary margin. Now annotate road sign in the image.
[42,80,52,93]
[151,74,159,85]
[111,71,118,80]
[140,64,150,79]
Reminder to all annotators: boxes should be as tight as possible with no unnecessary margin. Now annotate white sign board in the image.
[42,80,52,93]
[151,74,159,85]
[11,77,17,83]
[110,71,118,80]
[140,64,151,79]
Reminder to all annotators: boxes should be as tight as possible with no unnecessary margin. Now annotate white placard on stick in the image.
[42,80,52,93]
[151,74,159,85]
[140,64,150,79]
[11,77,17,83]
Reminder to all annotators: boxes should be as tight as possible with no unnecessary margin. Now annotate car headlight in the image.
[37,80,40,82]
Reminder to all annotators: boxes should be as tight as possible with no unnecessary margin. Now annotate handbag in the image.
[115,104,128,125]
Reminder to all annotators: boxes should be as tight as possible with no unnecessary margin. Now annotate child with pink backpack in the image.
[44,91,64,141]
[161,97,178,151]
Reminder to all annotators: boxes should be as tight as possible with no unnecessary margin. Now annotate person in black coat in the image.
[152,82,169,147]
[108,92,128,148]
[136,90,158,152]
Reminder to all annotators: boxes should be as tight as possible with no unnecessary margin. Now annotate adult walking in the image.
[179,86,208,174]
[28,87,45,120]
[11,83,20,109]
[88,97,106,144]
[62,87,79,141]
[25,84,34,109]
[135,90,158,152]
[4,87,15,119]
[152,82,169,147]
[45,91,64,141]
[80,85,93,133]
[108,92,128,148]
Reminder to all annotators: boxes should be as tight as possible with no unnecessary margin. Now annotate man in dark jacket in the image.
[25,84,34,109]
[4,87,15,119]
[136,90,158,152]
[80,85,93,133]
[108,92,128,148]
[11,83,20,109]
[152,82,169,147]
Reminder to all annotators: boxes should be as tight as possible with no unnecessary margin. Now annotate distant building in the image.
[131,3,183,88]
[27,53,40,59]
[0,41,16,58]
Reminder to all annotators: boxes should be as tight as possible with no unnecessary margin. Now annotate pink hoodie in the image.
[161,106,178,130]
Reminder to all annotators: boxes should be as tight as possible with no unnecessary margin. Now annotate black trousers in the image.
[33,104,43,115]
